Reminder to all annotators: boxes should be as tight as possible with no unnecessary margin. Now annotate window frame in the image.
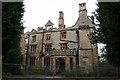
[31,45,37,52]
[30,57,36,65]
[60,43,67,50]
[61,31,67,39]
[46,34,51,40]
[32,35,36,42]
[45,44,52,52]
[82,57,89,65]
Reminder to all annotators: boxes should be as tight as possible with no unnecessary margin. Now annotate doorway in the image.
[56,58,65,72]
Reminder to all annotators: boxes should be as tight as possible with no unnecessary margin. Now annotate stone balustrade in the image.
[29,52,39,57]
[44,49,76,57]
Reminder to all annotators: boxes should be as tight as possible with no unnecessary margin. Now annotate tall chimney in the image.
[79,3,86,11]
[59,11,65,29]
[79,3,88,25]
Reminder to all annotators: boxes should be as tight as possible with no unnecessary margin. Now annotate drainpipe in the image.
[76,30,79,67]
[39,29,44,58]
[41,29,44,54]
[39,29,45,68]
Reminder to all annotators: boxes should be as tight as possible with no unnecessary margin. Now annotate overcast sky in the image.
[23,0,98,32]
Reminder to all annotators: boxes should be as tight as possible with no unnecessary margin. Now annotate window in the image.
[61,31,67,39]
[82,57,89,65]
[70,57,73,70]
[32,35,36,42]
[30,57,35,65]
[45,44,52,52]
[60,43,67,50]
[46,26,52,30]
[44,57,50,66]
[31,45,37,52]
[46,34,51,40]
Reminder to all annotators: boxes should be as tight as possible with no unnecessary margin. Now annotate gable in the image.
[31,29,37,32]
[45,20,53,27]
[74,16,95,28]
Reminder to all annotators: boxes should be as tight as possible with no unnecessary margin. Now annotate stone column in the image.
[52,57,56,72]
[50,57,52,71]
[41,57,44,68]
[73,56,76,69]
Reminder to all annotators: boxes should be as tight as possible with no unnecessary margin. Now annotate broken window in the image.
[46,34,51,40]
[45,44,52,52]
[60,43,67,50]
[61,31,67,39]
[44,57,50,67]
[32,35,36,42]
[30,57,35,65]
[31,45,37,52]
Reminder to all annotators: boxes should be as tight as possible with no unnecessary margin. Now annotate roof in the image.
[45,20,54,27]
[74,16,95,28]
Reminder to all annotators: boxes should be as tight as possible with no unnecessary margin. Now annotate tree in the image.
[2,2,24,74]
[91,2,120,76]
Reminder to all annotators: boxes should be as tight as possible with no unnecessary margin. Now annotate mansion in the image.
[21,3,98,72]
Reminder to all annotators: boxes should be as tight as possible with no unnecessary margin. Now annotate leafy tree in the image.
[90,2,120,76]
[2,2,24,74]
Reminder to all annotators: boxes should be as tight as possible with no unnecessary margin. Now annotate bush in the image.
[21,68,54,76]
[2,71,13,78]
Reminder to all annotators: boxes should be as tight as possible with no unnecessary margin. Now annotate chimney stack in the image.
[59,11,65,29]
[79,3,86,11]
[78,3,88,25]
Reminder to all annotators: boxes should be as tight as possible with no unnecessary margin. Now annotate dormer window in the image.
[32,35,36,42]
[46,34,51,40]
[45,20,53,30]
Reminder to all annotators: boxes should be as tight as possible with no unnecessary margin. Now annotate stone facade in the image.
[23,3,98,72]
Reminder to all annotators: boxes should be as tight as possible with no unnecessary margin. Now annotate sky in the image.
[23,0,98,32]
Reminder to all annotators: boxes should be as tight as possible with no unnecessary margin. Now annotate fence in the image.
[3,63,120,77]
